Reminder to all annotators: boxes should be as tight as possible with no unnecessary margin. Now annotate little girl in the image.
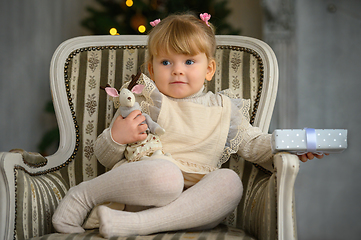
[52,13,322,238]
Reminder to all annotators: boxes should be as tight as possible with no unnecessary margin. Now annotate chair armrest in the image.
[274,152,299,240]
[0,151,69,239]
[9,149,48,168]
[0,152,20,240]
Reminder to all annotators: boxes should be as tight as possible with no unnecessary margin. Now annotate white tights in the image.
[52,159,243,238]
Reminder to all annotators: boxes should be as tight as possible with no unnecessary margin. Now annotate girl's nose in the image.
[172,63,184,75]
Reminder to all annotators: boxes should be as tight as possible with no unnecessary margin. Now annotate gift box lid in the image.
[271,128,347,155]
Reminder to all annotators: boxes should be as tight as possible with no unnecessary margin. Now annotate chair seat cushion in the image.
[27,225,256,240]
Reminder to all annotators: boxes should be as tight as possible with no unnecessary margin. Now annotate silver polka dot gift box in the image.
[271,128,348,155]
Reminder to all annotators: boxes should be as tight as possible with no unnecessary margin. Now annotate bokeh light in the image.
[138,25,146,33]
[126,0,133,7]
[109,28,118,35]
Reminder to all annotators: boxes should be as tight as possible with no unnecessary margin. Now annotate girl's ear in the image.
[148,62,154,79]
[205,59,216,81]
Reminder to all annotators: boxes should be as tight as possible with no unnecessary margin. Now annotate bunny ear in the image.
[131,84,145,94]
[105,87,120,97]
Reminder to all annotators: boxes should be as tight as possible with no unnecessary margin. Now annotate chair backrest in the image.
[12,35,279,239]
[46,35,278,187]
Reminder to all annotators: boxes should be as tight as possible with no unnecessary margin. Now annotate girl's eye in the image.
[185,60,194,65]
[162,60,170,66]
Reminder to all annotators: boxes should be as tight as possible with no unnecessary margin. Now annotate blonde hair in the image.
[147,13,216,64]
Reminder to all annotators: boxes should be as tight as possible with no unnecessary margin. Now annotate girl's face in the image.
[148,50,216,99]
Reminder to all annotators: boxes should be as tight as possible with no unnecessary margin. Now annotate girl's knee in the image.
[145,159,184,206]
[214,169,243,202]
[148,159,184,183]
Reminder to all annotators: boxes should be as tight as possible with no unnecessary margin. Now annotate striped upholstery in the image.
[27,225,256,240]
[14,41,276,240]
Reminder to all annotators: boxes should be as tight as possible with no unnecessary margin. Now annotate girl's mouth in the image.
[170,81,187,84]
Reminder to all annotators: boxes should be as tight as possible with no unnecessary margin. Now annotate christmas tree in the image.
[81,0,241,35]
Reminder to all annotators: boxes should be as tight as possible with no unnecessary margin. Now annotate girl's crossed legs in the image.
[52,158,243,238]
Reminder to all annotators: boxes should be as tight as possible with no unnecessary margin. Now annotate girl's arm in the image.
[94,128,127,169]
[236,122,274,164]
[228,99,273,164]
[94,108,148,169]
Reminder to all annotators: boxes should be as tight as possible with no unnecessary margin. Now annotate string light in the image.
[109,28,118,35]
[138,25,146,33]
[126,0,133,7]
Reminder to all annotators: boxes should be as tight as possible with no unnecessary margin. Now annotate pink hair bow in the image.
[200,13,211,26]
[150,19,161,27]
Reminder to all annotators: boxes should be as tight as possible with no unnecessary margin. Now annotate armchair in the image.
[0,35,299,240]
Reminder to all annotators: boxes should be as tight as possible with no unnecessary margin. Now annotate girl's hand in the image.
[298,152,329,162]
[111,110,148,144]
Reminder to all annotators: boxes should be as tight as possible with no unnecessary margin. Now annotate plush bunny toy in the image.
[102,73,165,162]
[105,85,165,136]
